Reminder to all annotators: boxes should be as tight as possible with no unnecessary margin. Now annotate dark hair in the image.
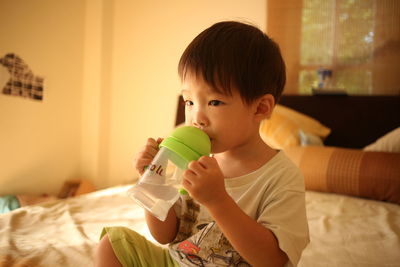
[178,21,286,104]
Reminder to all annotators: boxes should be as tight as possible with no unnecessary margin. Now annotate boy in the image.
[94,21,309,267]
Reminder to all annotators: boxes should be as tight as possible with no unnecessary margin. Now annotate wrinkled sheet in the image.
[299,191,400,267]
[0,186,399,267]
[0,185,154,267]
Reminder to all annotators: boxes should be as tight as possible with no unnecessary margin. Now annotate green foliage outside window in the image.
[299,0,374,94]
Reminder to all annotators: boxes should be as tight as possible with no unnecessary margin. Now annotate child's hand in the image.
[134,138,163,176]
[182,156,229,207]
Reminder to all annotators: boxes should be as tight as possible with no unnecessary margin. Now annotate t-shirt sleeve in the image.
[257,173,310,266]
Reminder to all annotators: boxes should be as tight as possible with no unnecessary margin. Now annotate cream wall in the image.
[0,0,85,195]
[103,0,267,187]
[0,0,266,194]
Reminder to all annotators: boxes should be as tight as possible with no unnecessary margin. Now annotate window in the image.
[267,0,400,95]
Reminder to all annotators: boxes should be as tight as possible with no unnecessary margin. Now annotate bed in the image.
[1,94,399,267]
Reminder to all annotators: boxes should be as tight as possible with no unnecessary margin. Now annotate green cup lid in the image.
[160,126,211,168]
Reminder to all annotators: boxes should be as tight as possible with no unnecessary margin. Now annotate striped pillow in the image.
[285,146,400,204]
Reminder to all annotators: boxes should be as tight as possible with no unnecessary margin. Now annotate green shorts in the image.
[100,227,179,267]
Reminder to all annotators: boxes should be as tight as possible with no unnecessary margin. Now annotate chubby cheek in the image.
[210,142,221,154]
[209,134,231,154]
[211,146,226,154]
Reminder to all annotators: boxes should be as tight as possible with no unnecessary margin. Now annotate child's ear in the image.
[254,94,275,121]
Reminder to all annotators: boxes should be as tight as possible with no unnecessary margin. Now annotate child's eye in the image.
[184,100,193,106]
[208,100,223,106]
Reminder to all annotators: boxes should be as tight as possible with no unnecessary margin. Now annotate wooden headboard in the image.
[175,95,400,149]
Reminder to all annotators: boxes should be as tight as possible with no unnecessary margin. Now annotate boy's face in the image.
[181,72,259,154]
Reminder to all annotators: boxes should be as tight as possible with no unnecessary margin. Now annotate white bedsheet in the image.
[0,185,153,266]
[0,186,399,267]
[299,191,400,267]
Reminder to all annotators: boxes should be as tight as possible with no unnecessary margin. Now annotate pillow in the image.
[260,104,331,149]
[285,146,400,204]
[364,127,400,152]
[298,129,324,146]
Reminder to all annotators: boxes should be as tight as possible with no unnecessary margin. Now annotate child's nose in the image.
[192,108,209,128]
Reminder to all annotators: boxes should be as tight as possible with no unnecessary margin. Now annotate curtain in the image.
[267,0,400,95]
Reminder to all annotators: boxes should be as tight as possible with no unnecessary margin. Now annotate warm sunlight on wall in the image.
[0,0,266,194]
[104,1,266,187]
[0,0,85,195]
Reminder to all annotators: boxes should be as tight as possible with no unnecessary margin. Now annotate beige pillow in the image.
[285,146,400,204]
[364,127,400,153]
[260,105,331,149]
[299,129,324,146]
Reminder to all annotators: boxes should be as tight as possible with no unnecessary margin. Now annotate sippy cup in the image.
[127,126,211,221]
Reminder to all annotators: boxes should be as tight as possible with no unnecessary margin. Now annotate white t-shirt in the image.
[169,151,310,267]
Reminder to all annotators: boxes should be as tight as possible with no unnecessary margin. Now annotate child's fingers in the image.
[135,153,154,165]
[135,158,153,175]
[143,137,163,156]
[181,178,192,192]
[181,170,195,189]
[197,155,217,167]
[187,156,217,175]
[187,160,205,175]
[146,138,159,148]
[133,137,162,175]
[135,147,156,165]
[144,144,159,158]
